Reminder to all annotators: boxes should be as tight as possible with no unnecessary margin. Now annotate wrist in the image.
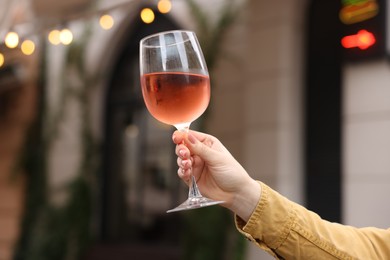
[229,179,262,222]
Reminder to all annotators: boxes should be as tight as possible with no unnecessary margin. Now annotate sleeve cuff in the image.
[235,181,296,255]
[235,181,269,241]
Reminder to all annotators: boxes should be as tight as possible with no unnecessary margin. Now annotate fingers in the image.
[186,130,209,143]
[175,143,189,158]
[172,130,186,144]
[177,157,192,170]
[177,167,190,184]
[175,139,192,184]
[182,132,218,163]
[173,130,209,153]
[172,129,209,145]
[173,130,208,185]
[177,157,192,185]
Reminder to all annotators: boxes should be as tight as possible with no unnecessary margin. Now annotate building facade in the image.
[0,0,389,259]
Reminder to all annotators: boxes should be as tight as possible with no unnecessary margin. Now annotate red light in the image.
[341,29,376,50]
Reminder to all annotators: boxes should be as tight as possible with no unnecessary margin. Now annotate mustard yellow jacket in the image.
[236,182,390,259]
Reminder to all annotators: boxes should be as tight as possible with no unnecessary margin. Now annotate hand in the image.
[172,130,261,221]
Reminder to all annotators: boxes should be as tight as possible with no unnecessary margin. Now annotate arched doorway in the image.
[89,10,184,260]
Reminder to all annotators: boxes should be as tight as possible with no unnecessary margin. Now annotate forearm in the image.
[236,182,390,259]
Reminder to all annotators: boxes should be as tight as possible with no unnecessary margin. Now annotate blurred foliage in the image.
[182,207,246,260]
[187,0,237,70]
[13,24,98,260]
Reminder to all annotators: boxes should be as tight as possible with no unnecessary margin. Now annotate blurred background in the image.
[0,0,389,259]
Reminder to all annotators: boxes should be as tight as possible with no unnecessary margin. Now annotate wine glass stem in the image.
[174,123,203,199]
[188,174,202,198]
[176,123,190,133]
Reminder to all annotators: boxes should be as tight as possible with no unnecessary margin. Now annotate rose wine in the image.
[141,72,210,126]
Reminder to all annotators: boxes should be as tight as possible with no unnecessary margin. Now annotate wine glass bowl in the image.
[140,72,210,129]
[140,30,224,213]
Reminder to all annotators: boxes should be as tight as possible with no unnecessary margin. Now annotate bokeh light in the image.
[5,32,19,48]
[48,30,61,45]
[99,14,115,30]
[21,40,35,55]
[60,29,73,45]
[158,0,172,14]
[140,8,155,24]
[0,53,4,67]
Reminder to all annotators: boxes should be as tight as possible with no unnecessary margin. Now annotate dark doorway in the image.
[87,10,185,260]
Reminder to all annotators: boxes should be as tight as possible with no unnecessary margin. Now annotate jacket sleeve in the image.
[235,181,390,260]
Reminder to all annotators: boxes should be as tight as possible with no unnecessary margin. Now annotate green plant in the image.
[14,24,98,260]
[187,0,237,70]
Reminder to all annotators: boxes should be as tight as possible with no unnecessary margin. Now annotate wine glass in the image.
[139,30,224,213]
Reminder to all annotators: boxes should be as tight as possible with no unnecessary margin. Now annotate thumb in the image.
[185,132,216,162]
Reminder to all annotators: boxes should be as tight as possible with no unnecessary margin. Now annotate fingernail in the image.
[188,133,196,144]
[179,149,186,157]
[182,160,188,168]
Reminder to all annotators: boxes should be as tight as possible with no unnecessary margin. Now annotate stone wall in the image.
[208,0,307,259]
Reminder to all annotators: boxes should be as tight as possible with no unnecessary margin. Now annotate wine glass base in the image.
[167,196,224,213]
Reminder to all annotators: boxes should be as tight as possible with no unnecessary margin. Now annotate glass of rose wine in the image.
[139,30,224,213]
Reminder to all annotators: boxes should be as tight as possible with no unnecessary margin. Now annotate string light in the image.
[158,0,172,14]
[1,1,175,53]
[21,40,35,55]
[0,53,4,67]
[60,29,73,45]
[47,29,73,45]
[48,29,61,45]
[99,14,114,30]
[140,8,155,24]
[5,32,19,48]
